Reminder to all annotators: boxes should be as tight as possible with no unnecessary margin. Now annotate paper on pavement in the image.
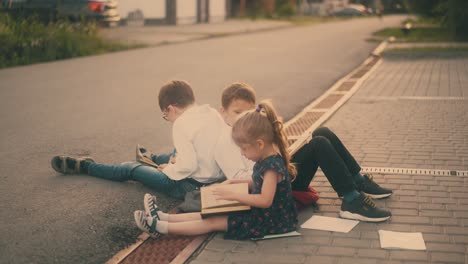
[379,230,426,250]
[300,215,359,233]
[251,231,301,241]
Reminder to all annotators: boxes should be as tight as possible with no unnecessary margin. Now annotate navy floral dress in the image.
[224,154,298,240]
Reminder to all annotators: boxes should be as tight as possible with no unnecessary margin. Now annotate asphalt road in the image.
[0,15,404,263]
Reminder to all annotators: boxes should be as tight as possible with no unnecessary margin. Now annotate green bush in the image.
[276,0,296,17]
[405,0,468,40]
[0,12,129,68]
[373,27,453,42]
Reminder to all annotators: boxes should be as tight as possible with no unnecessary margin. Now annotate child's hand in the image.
[212,188,238,201]
[169,156,176,164]
[158,163,168,171]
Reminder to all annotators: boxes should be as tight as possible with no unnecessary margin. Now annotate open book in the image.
[136,144,159,168]
[200,183,251,218]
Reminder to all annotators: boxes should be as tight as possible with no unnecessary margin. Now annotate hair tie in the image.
[255,105,262,112]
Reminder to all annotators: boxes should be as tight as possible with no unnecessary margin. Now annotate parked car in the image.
[332,4,369,17]
[1,0,120,26]
[332,7,365,16]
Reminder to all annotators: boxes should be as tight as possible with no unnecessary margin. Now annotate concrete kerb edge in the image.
[105,233,150,264]
[172,233,217,264]
[106,38,390,264]
[286,39,388,155]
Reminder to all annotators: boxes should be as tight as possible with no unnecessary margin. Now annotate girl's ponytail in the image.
[257,101,297,180]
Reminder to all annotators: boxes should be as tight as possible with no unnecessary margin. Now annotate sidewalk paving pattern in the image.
[186,53,468,263]
[326,52,468,171]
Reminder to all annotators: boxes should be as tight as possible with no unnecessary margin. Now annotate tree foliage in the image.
[405,0,468,40]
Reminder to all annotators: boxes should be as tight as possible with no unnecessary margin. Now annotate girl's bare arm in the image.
[214,171,279,208]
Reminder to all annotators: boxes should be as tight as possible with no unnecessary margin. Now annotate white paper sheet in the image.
[379,230,426,250]
[300,215,359,233]
[251,231,301,241]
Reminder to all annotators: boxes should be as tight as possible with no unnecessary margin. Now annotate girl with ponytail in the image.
[133,100,298,240]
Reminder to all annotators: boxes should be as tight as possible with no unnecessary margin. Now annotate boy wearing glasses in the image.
[51,80,226,199]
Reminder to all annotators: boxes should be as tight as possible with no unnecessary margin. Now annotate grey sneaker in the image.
[144,193,161,219]
[134,210,161,238]
[51,156,94,174]
[357,174,393,199]
[340,192,391,222]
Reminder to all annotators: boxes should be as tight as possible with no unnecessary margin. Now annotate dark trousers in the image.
[291,127,361,195]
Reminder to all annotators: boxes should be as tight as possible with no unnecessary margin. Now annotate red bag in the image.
[292,186,319,211]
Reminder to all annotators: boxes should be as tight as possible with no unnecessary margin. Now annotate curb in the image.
[106,39,390,264]
[285,39,388,155]
[105,233,149,264]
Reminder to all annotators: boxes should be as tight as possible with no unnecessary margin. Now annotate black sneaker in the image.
[51,156,94,174]
[339,192,391,222]
[357,174,392,199]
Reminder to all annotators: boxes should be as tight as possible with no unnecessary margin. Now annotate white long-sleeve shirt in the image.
[214,123,254,180]
[162,104,225,183]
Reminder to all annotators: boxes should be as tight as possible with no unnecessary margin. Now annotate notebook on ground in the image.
[136,144,159,168]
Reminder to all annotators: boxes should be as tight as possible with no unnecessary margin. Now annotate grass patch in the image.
[386,46,468,53]
[402,16,440,27]
[373,27,459,42]
[0,13,141,69]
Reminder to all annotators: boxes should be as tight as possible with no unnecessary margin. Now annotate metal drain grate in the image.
[121,235,200,264]
[362,167,468,177]
[284,112,324,136]
[366,56,380,67]
[351,65,372,79]
[313,94,344,109]
[336,81,356,92]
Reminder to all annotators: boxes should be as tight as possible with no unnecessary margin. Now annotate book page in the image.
[201,183,248,210]
[300,215,359,233]
[378,230,426,250]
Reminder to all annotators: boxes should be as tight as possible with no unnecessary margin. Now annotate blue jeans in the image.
[87,150,197,199]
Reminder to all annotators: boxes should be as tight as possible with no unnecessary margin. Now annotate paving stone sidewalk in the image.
[188,52,468,263]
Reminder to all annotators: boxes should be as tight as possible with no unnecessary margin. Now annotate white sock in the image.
[156,220,169,234]
[157,211,168,221]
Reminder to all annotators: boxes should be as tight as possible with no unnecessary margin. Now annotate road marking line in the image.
[356,96,467,101]
[361,167,468,177]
